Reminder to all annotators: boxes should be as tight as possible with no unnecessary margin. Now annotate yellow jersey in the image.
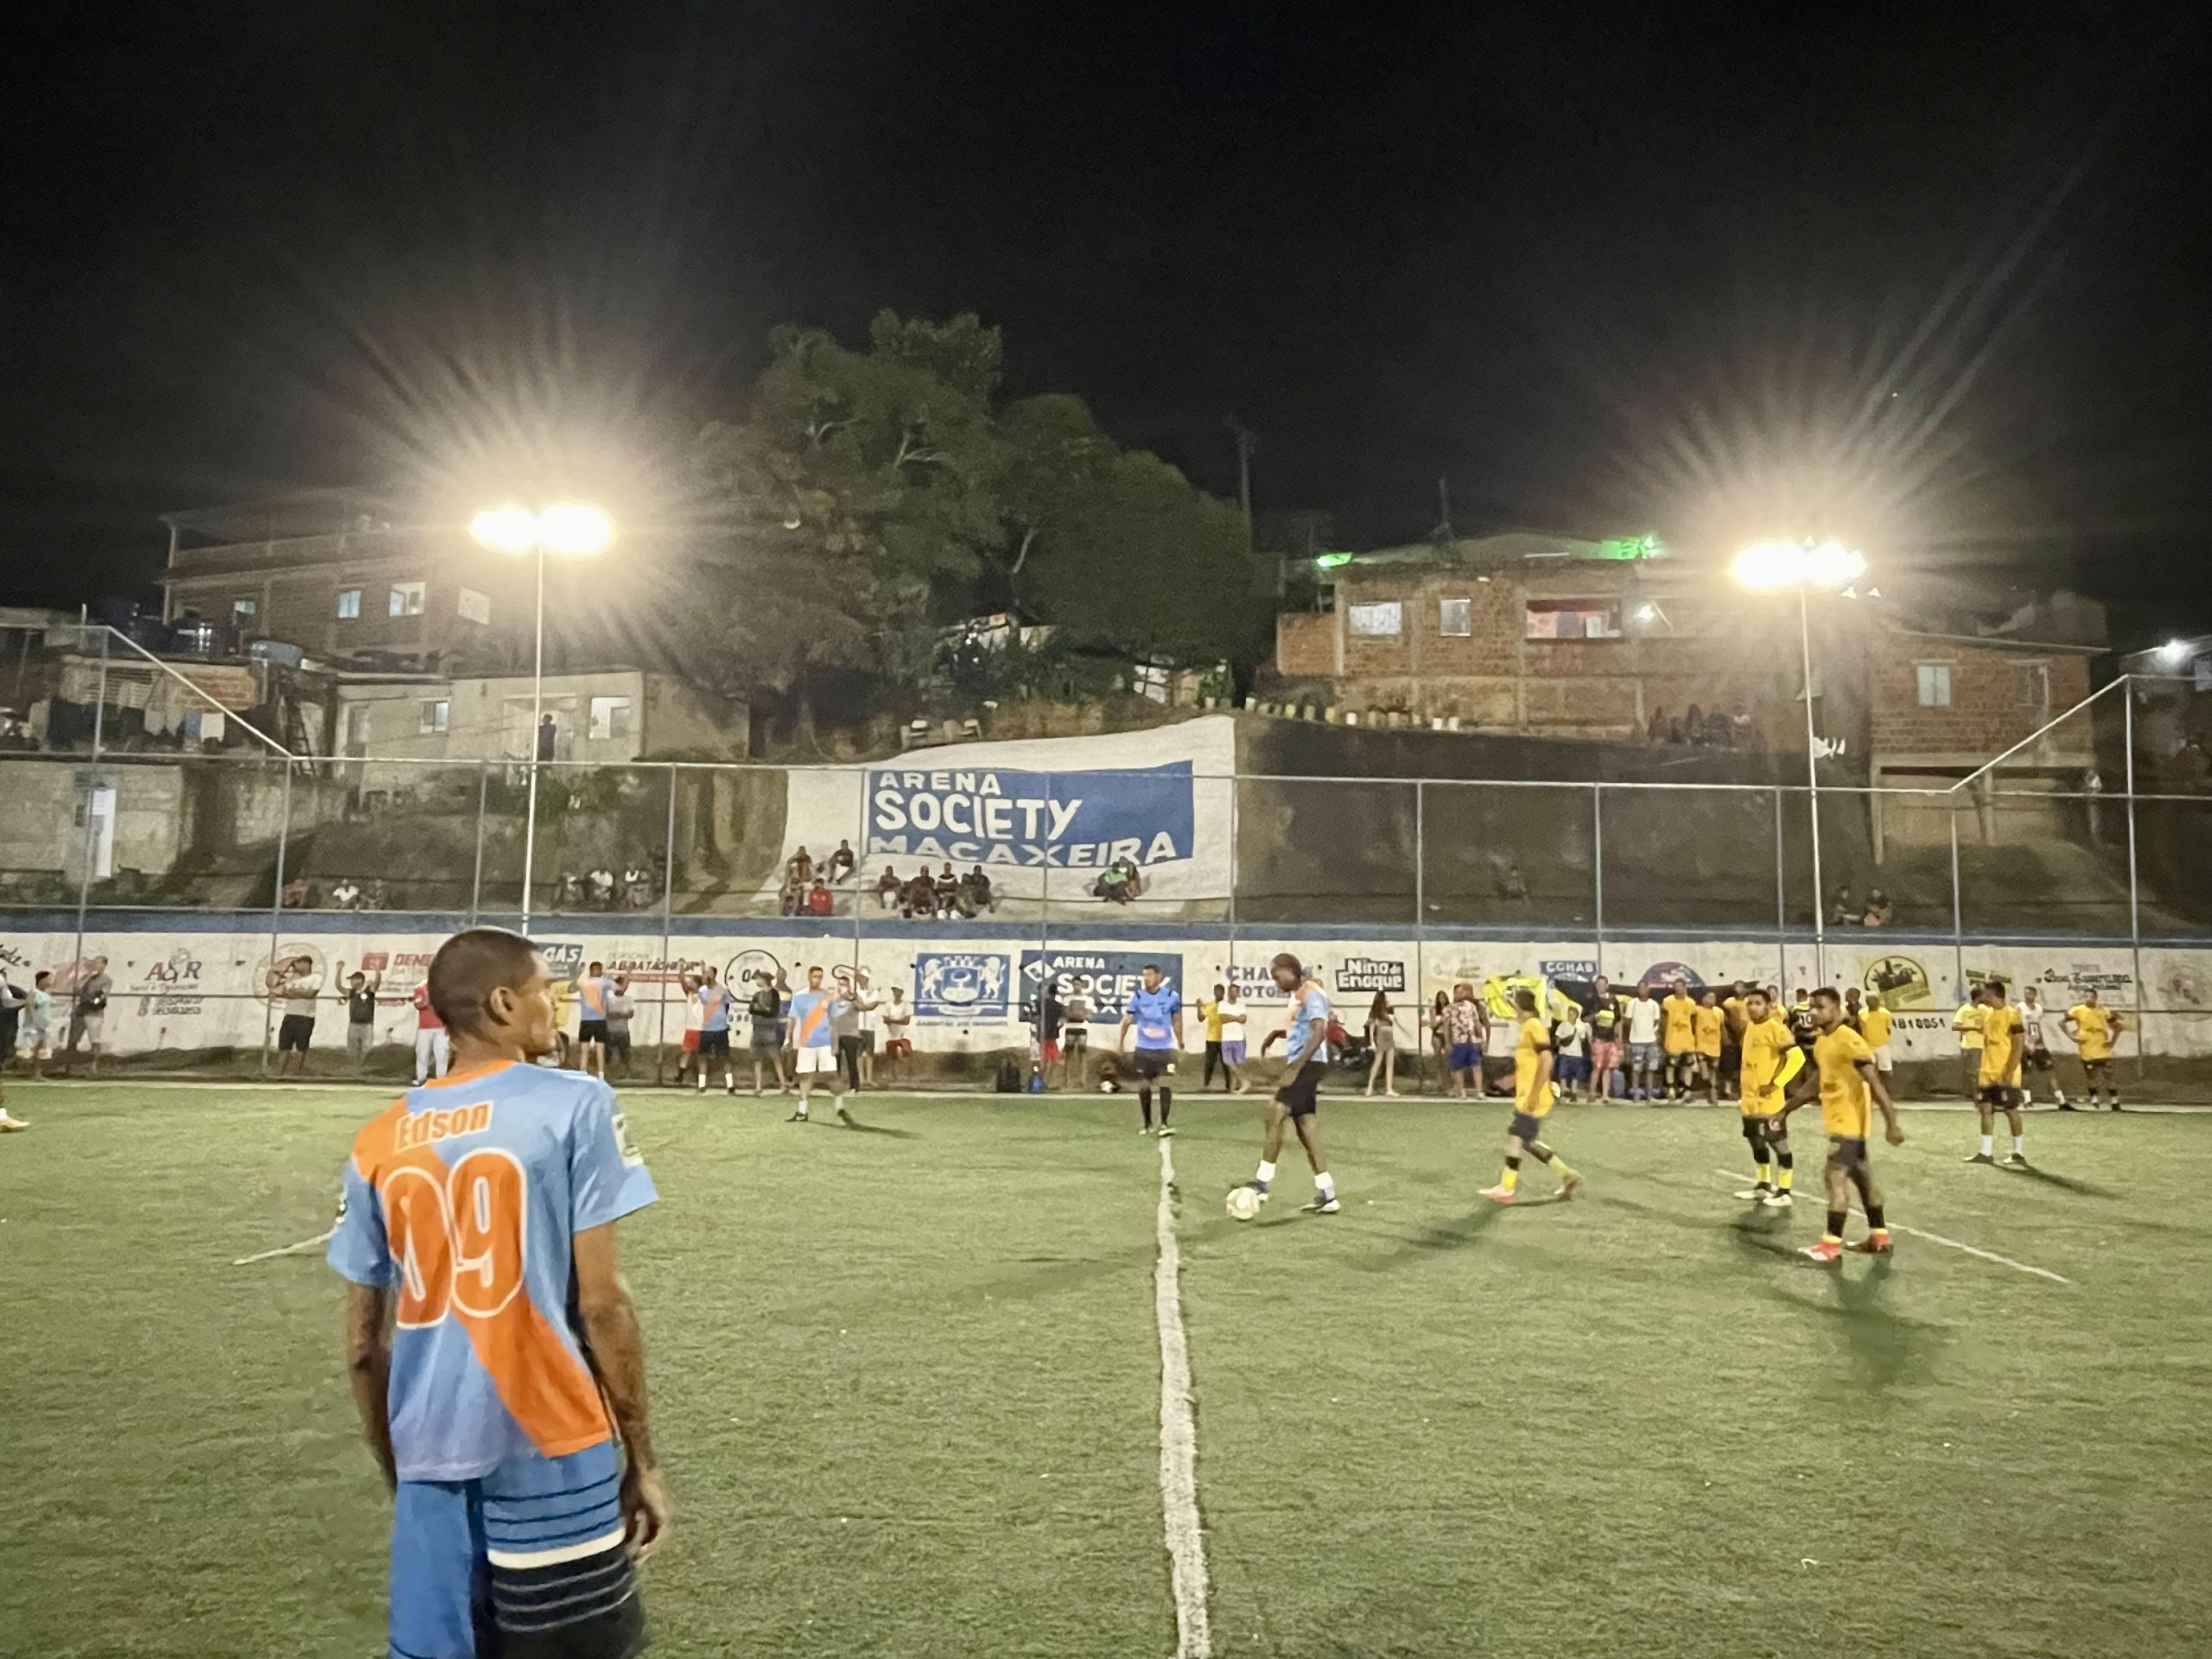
[1692,1004,1725,1058]
[1661,994,1699,1053]
[1199,1001,1224,1042]
[1978,1007,2022,1086]
[1738,1015,1803,1115]
[1513,1015,1554,1117]
[1953,1002,1986,1051]
[1860,1005,1893,1047]
[1721,996,1746,1039]
[2069,1004,2113,1061]
[1813,1025,1878,1140]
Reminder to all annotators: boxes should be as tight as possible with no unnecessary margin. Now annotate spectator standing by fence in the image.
[410,979,448,1084]
[267,955,318,1078]
[880,988,913,1081]
[1061,977,1092,1085]
[341,966,382,1077]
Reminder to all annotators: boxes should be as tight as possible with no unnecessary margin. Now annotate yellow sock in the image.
[1778,1166,1794,1192]
[1500,1166,1520,1193]
[1550,1155,1575,1179]
[1822,1230,1843,1245]
[1756,1162,1771,1185]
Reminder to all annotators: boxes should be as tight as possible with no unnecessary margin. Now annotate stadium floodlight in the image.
[1732,538,1871,986]
[469,501,618,932]
[2158,639,2192,667]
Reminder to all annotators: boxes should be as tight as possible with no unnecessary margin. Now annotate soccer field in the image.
[5,1083,2210,1658]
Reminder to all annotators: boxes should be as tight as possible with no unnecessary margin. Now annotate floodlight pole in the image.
[1799,588,1826,985]
[521,542,546,934]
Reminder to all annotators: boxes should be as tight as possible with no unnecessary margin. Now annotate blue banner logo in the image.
[866,763,1195,871]
[1020,950,1183,1021]
[913,952,1013,1021]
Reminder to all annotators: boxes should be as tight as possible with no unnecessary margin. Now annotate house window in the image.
[335,588,361,620]
[1438,598,1472,638]
[588,696,632,741]
[419,698,449,734]
[389,581,427,617]
[1523,598,1620,640]
[457,587,492,625]
[2013,661,2050,712]
[1916,664,1953,707]
[342,703,373,753]
[231,597,257,625]
[1347,601,1403,638]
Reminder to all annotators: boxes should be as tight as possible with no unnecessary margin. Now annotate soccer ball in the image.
[1225,1185,1261,1222]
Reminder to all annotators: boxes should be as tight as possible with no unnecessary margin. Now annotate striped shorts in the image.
[390,1441,645,1658]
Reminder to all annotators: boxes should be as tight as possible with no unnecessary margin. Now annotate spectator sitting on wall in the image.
[875,867,902,909]
[588,867,616,906]
[934,861,960,918]
[1647,706,1668,742]
[1704,707,1735,747]
[328,876,362,910]
[556,870,585,910]
[624,865,654,908]
[827,840,857,883]
[960,866,998,916]
[281,877,311,909]
[900,872,937,918]
[1829,886,1856,925]
[362,879,389,911]
[1862,889,1894,927]
[786,846,813,885]
[779,873,805,917]
[806,879,835,917]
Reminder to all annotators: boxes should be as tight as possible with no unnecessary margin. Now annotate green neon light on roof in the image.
[1595,534,1662,561]
[1313,552,1354,569]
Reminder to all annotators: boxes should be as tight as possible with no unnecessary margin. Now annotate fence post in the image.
[657,764,677,1088]
[67,627,110,1075]
[1948,803,1966,1004]
[1771,786,1786,994]
[262,764,293,1077]
[468,761,489,925]
[1592,783,1605,979]
[1413,779,1425,934]
[2124,683,2145,1084]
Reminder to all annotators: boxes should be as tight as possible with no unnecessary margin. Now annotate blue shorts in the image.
[390,1441,644,1659]
[1555,1055,1589,1085]
[1629,1041,1662,1071]
[1448,1042,1483,1071]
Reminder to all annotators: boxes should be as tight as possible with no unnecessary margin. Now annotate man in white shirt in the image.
[1624,985,1664,1103]
[2017,985,2067,1109]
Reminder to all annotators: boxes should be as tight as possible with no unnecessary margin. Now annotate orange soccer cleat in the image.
[1852,1230,1894,1255]
[1800,1238,1844,1264]
[1478,1183,1516,1205]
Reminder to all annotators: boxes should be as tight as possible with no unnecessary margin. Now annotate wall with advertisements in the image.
[4,913,2209,1068]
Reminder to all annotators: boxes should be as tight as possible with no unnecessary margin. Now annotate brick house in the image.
[1271,533,2102,849]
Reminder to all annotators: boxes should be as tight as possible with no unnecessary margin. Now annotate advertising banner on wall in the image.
[778,718,1236,905]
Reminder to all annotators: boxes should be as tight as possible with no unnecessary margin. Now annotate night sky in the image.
[5,4,2209,644]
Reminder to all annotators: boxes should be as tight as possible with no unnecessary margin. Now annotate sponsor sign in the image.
[2034,963,2134,1004]
[866,764,1195,872]
[1861,954,1932,1008]
[1333,956,1407,994]
[1020,950,1183,1022]
[1637,960,1705,991]
[133,946,206,1020]
[255,944,327,1005]
[1539,958,1599,981]
[913,952,1014,1023]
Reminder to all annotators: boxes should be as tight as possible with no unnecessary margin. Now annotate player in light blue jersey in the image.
[1243,952,1341,1215]
[329,926,667,1659]
[1116,963,1186,1135]
[783,964,855,1125]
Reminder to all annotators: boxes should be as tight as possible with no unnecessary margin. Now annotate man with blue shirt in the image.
[328,925,667,1659]
[1243,952,1342,1215]
[685,965,738,1096]
[784,964,855,1125]
[1116,963,1185,1136]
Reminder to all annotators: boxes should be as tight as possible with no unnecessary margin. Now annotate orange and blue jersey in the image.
[327,1059,658,1483]
[575,974,613,1020]
[788,987,838,1049]
[695,981,734,1032]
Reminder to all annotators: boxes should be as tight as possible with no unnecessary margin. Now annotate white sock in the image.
[1255,1160,1276,1187]
[1980,1134,1994,1156]
[833,1093,846,1111]
[1315,1171,1336,1198]
[2012,1135,2025,1155]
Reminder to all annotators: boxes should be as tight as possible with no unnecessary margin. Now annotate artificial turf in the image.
[3,1081,2206,1657]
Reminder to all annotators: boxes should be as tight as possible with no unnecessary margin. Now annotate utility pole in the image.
[1433,475,1455,546]
[1226,416,1263,587]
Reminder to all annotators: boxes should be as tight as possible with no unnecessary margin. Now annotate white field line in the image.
[1707,1169,2069,1284]
[1155,1137,1212,1659]
[231,1226,334,1266]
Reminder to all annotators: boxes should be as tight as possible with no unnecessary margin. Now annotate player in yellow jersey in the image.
[2062,988,2122,1109]
[1479,988,1582,1205]
[1952,992,1986,1100]
[1660,976,1700,1102]
[1733,988,1804,1206]
[1966,980,2029,1168]
[1859,994,1895,1080]
[1693,989,1726,1104]
[1775,988,1904,1262]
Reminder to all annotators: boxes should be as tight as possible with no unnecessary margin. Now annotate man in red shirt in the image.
[806,880,835,917]
[410,980,448,1084]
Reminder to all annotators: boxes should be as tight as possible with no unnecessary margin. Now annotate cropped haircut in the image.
[427,927,541,1040]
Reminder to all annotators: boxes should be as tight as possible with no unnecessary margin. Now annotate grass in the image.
[3,1080,2209,1657]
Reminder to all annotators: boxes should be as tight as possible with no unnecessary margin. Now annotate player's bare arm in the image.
[1864,1060,1904,1143]
[1116,1011,1134,1052]
[1172,1011,1186,1051]
[574,1219,670,1561]
[344,1281,398,1493]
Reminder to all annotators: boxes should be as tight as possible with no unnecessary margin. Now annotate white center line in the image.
[1707,1168,2069,1283]
[1155,1137,1212,1658]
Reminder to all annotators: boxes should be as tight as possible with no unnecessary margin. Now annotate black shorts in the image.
[579,1019,609,1045]
[1131,1048,1171,1082]
[1507,1109,1548,1145]
[2082,1056,2112,1074]
[698,1029,731,1057]
[277,1013,315,1053]
[1276,1059,1326,1116]
[1741,1113,1777,1143]
[606,1029,632,1058]
[1826,1136,1868,1175]
[2024,1049,2054,1072]
[1978,1083,2018,1107]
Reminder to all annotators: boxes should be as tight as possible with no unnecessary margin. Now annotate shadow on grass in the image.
[831,1115,922,1140]
[1354,1204,1509,1268]
[1752,1250,1947,1390]
[2005,1166,2116,1198]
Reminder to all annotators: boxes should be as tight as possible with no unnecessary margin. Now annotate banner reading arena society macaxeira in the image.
[775,717,1236,905]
